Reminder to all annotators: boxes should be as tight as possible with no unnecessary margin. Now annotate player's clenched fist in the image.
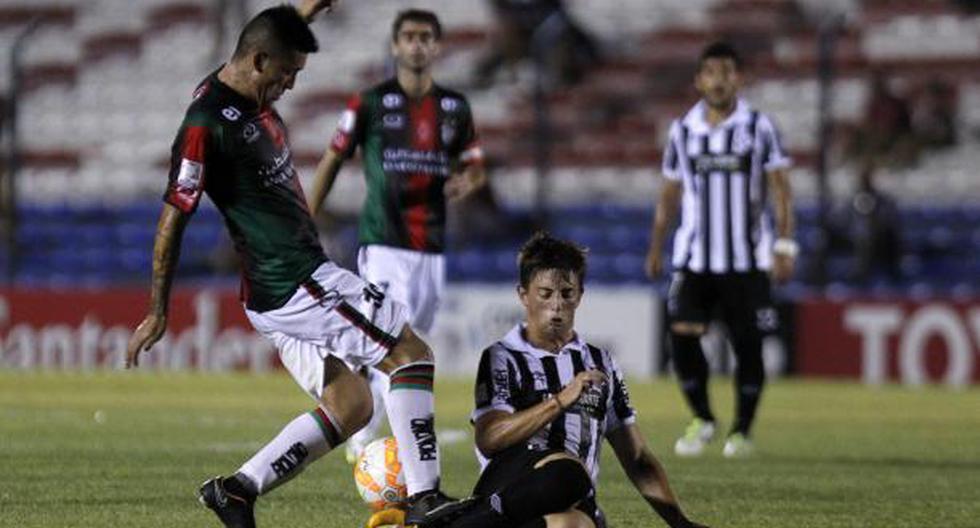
[555,370,607,409]
[126,313,167,368]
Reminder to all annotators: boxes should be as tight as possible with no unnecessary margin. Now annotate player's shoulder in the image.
[582,341,621,370]
[181,76,246,130]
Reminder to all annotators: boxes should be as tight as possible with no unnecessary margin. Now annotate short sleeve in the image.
[603,354,637,434]
[472,347,518,422]
[661,120,683,181]
[759,114,792,172]
[454,100,484,167]
[163,121,211,214]
[329,93,365,159]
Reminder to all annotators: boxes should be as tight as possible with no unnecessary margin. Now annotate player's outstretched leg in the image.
[374,325,456,525]
[199,356,372,527]
[671,328,717,457]
[346,366,390,463]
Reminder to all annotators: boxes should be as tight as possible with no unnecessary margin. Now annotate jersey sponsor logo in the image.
[222,106,241,121]
[440,97,459,112]
[381,148,450,176]
[383,113,405,129]
[694,153,750,173]
[441,123,456,145]
[176,158,203,190]
[243,123,260,143]
[382,93,404,109]
[337,109,356,133]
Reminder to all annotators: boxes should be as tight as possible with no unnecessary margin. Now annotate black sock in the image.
[732,335,765,436]
[671,333,714,423]
[497,458,592,524]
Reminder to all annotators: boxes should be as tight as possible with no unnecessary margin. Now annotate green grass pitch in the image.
[1,371,978,527]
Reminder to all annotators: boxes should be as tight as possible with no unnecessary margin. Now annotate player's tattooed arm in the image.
[608,424,709,528]
[307,147,344,214]
[645,178,683,278]
[126,203,189,368]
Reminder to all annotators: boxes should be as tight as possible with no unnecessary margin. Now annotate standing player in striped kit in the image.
[427,233,708,528]
[308,9,486,463]
[645,42,797,458]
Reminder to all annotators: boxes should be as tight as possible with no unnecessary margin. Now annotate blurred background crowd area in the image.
[0,0,977,295]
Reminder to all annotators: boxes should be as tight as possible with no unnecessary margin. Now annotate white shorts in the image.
[245,260,408,400]
[357,245,445,335]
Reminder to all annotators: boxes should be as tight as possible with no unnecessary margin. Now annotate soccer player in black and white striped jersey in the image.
[645,42,797,458]
[425,233,708,528]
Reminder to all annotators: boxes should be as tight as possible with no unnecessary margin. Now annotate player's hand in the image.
[126,313,167,368]
[644,248,663,279]
[555,370,607,410]
[444,174,475,202]
[770,253,795,285]
[297,0,338,21]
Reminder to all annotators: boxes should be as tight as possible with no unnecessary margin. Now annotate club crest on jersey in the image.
[243,123,260,143]
[440,97,459,112]
[222,106,241,121]
[176,158,203,190]
[733,127,753,152]
[382,93,404,109]
[383,113,405,129]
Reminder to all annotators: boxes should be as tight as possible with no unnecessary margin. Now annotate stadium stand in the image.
[1,0,977,293]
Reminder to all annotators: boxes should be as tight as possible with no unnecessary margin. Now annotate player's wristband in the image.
[773,238,799,258]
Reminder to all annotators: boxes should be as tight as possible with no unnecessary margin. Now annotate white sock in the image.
[349,367,390,453]
[238,408,341,495]
[385,361,439,496]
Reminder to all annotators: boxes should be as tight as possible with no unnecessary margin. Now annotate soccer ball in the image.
[353,436,408,511]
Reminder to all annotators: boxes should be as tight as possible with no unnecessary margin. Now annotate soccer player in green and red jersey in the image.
[307,9,486,462]
[126,3,461,527]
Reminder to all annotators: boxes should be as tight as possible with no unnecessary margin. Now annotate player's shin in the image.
[348,368,390,462]
[384,361,440,495]
[237,408,342,495]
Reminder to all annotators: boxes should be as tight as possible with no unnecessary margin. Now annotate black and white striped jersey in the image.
[472,325,637,484]
[662,98,791,274]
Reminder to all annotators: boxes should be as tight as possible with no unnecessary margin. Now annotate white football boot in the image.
[722,432,754,458]
[674,418,716,457]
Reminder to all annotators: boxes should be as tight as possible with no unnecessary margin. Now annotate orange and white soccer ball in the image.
[353,436,408,511]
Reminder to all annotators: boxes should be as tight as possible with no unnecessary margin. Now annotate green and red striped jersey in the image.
[164,72,327,312]
[330,78,482,253]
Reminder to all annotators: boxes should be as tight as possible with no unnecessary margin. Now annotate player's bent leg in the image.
[200,357,371,528]
[428,453,594,528]
[670,322,716,457]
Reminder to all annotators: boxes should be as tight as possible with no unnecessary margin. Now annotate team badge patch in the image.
[176,158,203,190]
[383,93,404,109]
[440,97,459,112]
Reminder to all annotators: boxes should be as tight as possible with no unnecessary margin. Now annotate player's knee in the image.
[671,322,706,336]
[545,510,595,528]
[378,326,433,372]
[536,456,592,504]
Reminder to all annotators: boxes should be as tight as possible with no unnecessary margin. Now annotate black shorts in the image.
[667,270,777,338]
[473,446,605,528]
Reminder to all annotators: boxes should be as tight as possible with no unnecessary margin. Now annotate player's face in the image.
[695,57,741,110]
[257,50,307,104]
[391,20,440,73]
[519,269,583,343]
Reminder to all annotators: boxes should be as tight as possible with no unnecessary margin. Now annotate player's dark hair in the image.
[233,4,318,60]
[392,9,442,41]
[698,41,742,71]
[518,232,588,291]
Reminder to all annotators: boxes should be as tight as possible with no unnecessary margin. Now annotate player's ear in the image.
[253,51,269,74]
[517,285,529,307]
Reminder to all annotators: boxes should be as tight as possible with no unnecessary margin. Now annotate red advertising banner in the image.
[0,288,278,371]
[797,298,980,386]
